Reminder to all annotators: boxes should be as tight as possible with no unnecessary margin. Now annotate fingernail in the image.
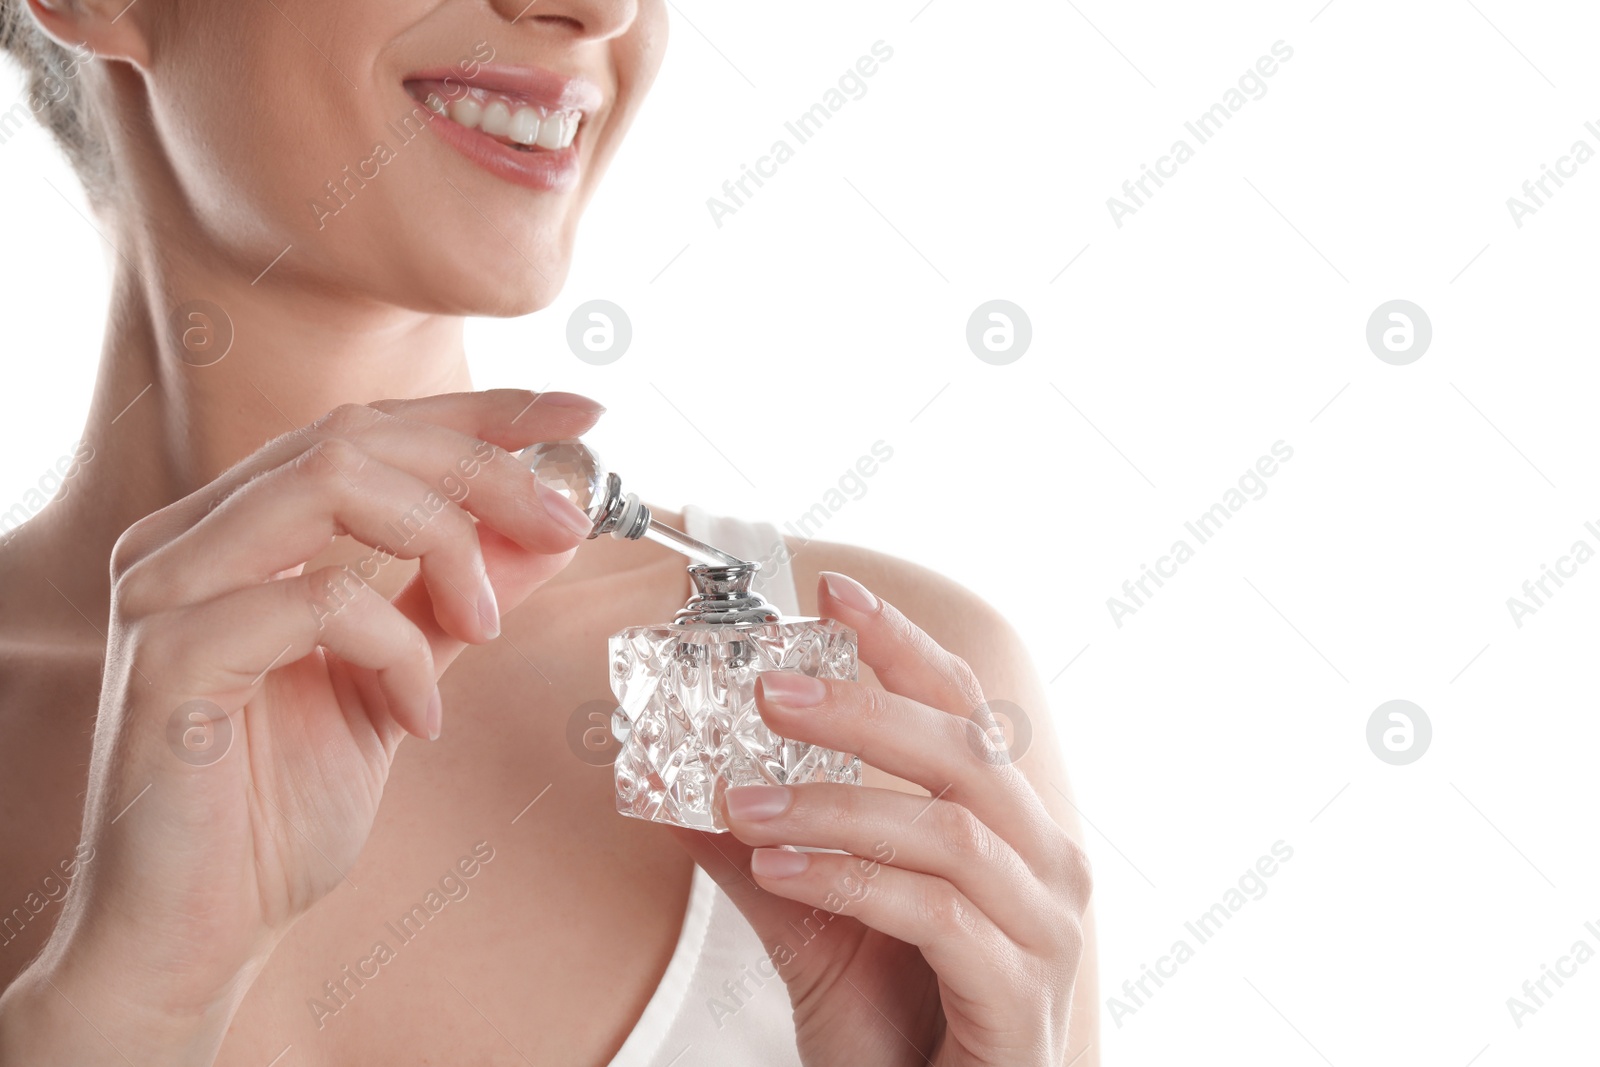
[477,574,500,639]
[759,672,826,708]
[821,571,878,614]
[725,785,792,821]
[426,686,443,741]
[751,848,810,878]
[539,391,606,413]
[537,479,597,538]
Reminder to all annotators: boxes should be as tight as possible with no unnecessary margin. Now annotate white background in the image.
[3,1,1599,1063]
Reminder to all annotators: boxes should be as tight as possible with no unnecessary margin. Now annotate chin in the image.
[409,260,574,318]
[315,212,580,317]
[475,271,571,318]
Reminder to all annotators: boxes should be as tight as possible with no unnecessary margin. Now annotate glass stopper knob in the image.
[520,439,608,523]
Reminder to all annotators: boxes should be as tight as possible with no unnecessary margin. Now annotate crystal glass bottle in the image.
[608,561,862,832]
[520,439,863,833]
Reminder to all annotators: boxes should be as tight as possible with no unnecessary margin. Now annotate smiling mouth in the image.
[404,80,583,152]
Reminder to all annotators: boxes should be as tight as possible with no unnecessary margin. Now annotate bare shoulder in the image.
[782,535,1081,814]
[785,537,1008,649]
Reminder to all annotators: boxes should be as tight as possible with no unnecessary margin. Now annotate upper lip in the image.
[403,62,604,116]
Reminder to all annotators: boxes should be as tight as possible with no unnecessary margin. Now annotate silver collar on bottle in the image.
[675,562,781,626]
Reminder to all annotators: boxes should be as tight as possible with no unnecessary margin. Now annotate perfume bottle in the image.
[522,439,863,832]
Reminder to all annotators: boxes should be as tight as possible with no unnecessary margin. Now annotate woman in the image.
[0,0,1096,1063]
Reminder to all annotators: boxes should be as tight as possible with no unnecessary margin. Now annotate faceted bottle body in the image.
[609,617,861,832]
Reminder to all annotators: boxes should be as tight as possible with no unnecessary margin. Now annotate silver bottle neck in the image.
[675,562,781,626]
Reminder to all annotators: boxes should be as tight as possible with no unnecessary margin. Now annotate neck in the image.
[18,227,680,638]
[28,218,475,621]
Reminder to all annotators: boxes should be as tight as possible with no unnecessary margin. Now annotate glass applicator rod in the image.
[639,521,745,568]
[519,439,748,568]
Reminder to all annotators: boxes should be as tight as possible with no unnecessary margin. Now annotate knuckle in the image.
[404,623,436,675]
[108,520,153,583]
[943,652,985,705]
[918,885,976,941]
[932,802,993,864]
[810,783,865,836]
[302,564,367,622]
[294,437,370,486]
[944,650,977,685]
[392,491,470,555]
[486,387,539,414]
[112,561,158,619]
[1066,837,1094,900]
[854,683,894,731]
[1044,829,1094,903]
[436,496,478,540]
[1052,911,1086,961]
[311,402,382,437]
[127,618,180,675]
[479,441,518,484]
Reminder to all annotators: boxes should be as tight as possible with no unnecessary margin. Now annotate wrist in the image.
[0,928,272,1066]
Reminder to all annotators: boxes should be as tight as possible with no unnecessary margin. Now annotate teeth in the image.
[534,112,565,150]
[508,108,541,146]
[480,100,512,137]
[417,84,581,151]
[449,96,482,129]
[419,84,582,150]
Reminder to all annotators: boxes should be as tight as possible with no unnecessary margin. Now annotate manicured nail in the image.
[477,573,500,639]
[537,479,597,538]
[821,571,878,614]
[759,672,826,708]
[426,686,443,741]
[725,785,792,821]
[539,391,606,413]
[751,848,811,878]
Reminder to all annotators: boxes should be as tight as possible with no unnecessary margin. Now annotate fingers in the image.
[722,783,1058,950]
[113,389,601,569]
[755,672,1055,861]
[143,565,439,740]
[743,845,1010,981]
[386,522,578,678]
[366,388,602,444]
[124,442,499,644]
[260,402,597,555]
[818,570,986,717]
[800,570,1063,865]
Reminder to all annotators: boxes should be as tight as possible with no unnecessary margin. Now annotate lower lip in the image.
[413,99,581,193]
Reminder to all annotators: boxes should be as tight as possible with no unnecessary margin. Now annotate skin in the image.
[0,0,1099,1064]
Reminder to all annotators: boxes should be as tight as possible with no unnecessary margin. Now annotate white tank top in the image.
[603,504,804,1067]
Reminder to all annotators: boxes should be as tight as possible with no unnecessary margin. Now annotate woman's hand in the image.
[0,389,602,1064]
[671,571,1091,1067]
